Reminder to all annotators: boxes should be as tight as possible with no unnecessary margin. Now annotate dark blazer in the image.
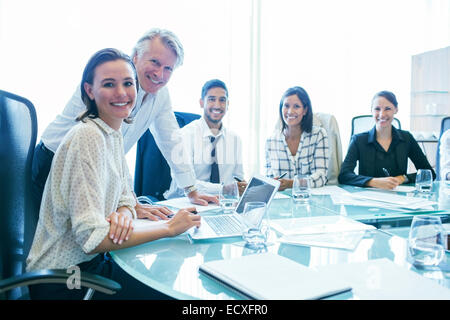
[338,126,435,187]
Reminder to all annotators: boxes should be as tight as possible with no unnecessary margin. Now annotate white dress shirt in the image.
[265,126,329,188]
[164,117,244,198]
[27,118,136,271]
[440,129,450,180]
[41,85,196,189]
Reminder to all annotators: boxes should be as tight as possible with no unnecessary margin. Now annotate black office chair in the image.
[134,111,201,201]
[435,116,450,180]
[351,115,401,140]
[0,90,121,300]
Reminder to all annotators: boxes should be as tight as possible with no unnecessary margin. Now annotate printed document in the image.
[331,190,437,210]
[270,215,375,236]
[278,230,366,251]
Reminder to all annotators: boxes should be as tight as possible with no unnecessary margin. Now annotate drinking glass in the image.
[219,181,239,213]
[292,175,311,202]
[407,216,445,267]
[241,202,269,248]
[415,169,433,193]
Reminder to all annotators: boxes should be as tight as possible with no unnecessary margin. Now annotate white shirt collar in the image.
[134,86,155,112]
[200,116,225,139]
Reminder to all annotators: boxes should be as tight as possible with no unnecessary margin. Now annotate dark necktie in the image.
[210,136,220,183]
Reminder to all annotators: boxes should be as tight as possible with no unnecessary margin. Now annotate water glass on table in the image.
[219,181,239,213]
[241,201,269,249]
[292,175,311,202]
[407,215,446,267]
[415,169,433,193]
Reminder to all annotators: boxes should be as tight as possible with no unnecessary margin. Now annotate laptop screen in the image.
[235,176,277,214]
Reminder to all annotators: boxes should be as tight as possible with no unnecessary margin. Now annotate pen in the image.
[168,209,198,219]
[233,176,243,182]
[382,168,390,177]
[278,172,288,179]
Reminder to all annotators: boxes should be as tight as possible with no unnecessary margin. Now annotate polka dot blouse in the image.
[26,118,136,271]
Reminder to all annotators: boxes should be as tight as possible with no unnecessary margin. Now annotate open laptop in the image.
[188,174,280,240]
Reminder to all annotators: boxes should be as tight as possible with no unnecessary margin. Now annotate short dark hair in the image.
[77,48,138,123]
[372,90,398,108]
[279,86,313,133]
[201,79,228,100]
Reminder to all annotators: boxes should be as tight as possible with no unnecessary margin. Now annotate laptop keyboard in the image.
[204,215,243,235]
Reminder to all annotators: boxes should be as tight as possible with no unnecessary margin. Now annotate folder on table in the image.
[199,252,352,300]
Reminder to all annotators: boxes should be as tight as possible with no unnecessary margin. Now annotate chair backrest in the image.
[313,113,343,185]
[134,111,201,201]
[435,116,450,180]
[0,90,38,299]
[274,113,343,185]
[351,115,401,140]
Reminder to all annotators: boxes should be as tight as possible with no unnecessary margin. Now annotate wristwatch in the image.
[402,175,409,184]
[184,185,197,196]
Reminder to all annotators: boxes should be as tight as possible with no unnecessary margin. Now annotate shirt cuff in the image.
[172,171,196,189]
[196,181,222,196]
[118,196,137,219]
[122,204,137,219]
[82,225,109,254]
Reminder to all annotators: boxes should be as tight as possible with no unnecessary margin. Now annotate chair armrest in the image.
[0,269,121,295]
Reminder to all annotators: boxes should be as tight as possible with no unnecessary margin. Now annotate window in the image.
[1,0,449,179]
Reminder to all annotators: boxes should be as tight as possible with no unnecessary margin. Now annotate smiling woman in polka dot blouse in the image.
[26,48,201,300]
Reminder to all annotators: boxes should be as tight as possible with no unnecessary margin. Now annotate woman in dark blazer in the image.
[338,90,435,189]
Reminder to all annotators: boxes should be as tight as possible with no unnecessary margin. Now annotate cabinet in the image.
[410,46,450,168]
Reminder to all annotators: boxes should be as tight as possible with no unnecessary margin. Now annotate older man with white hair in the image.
[32,28,217,221]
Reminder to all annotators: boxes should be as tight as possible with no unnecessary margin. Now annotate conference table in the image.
[111,182,450,300]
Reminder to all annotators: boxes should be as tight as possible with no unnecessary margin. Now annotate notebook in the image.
[188,174,280,240]
[199,252,352,299]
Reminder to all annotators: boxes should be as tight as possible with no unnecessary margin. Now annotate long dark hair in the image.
[76,48,138,123]
[279,86,313,133]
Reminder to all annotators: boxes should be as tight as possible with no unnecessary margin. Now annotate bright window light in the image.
[1,0,449,181]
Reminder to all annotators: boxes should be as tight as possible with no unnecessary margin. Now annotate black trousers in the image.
[28,253,173,300]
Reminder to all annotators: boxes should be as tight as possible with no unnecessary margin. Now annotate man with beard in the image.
[165,79,247,198]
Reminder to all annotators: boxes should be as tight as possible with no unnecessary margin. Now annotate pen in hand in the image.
[278,172,288,179]
[233,176,243,182]
[382,168,390,177]
[167,209,198,219]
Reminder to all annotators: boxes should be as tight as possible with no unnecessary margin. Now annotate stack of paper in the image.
[368,186,416,193]
[270,215,375,236]
[199,253,352,299]
[351,191,423,205]
[331,190,437,211]
[271,216,375,250]
[279,231,367,251]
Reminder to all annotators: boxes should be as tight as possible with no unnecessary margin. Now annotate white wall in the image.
[1,0,449,179]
